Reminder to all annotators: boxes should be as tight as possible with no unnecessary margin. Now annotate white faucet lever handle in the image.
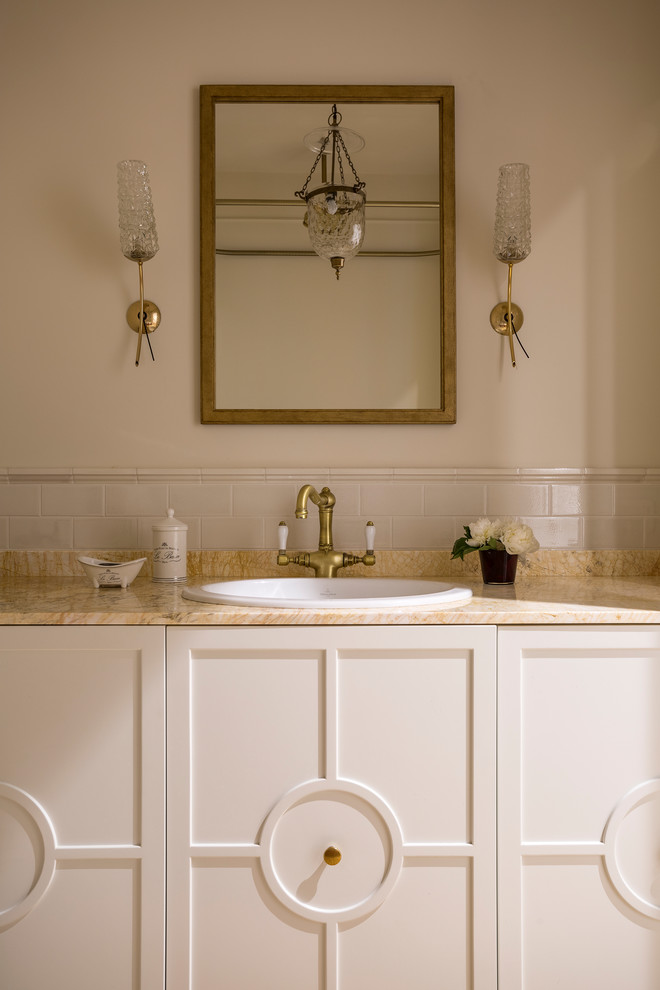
[365,521,375,553]
[278,522,289,552]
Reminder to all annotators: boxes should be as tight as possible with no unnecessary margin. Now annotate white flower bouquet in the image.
[451,517,540,560]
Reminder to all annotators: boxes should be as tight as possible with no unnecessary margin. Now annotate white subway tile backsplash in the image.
[232,484,296,517]
[42,484,104,516]
[486,484,549,517]
[184,518,202,550]
[583,517,644,549]
[0,485,40,515]
[202,517,265,549]
[424,484,486,517]
[169,484,231,516]
[393,516,455,549]
[361,484,424,516]
[614,484,660,516]
[644,518,660,548]
[11,517,73,549]
[524,516,581,548]
[105,485,169,516]
[0,467,658,552]
[74,518,137,549]
[551,484,613,516]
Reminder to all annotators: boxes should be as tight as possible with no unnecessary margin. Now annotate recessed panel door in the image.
[498,625,660,990]
[167,625,496,990]
[0,626,165,990]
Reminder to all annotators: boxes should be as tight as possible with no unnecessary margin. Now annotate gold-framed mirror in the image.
[200,85,455,424]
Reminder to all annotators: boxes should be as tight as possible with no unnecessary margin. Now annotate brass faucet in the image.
[277,485,376,578]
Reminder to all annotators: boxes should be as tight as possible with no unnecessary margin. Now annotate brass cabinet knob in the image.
[323,845,342,866]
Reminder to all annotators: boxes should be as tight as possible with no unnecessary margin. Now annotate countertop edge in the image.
[1,607,660,626]
[2,575,660,625]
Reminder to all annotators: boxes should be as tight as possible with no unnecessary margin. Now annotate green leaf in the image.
[451,536,480,560]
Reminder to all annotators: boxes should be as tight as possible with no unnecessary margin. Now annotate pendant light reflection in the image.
[490,163,531,367]
[295,105,366,279]
[117,159,161,365]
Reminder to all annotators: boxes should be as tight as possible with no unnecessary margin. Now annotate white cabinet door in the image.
[167,625,497,990]
[0,626,166,990]
[498,625,660,990]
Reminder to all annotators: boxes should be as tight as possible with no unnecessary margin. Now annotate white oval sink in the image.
[182,577,472,609]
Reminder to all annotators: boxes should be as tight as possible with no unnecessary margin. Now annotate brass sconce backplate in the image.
[489,302,524,336]
[126,300,161,334]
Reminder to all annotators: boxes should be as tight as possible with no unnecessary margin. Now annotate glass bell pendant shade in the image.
[493,162,531,263]
[306,187,366,268]
[117,159,159,262]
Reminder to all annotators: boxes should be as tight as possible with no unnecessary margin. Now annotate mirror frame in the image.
[200,84,456,424]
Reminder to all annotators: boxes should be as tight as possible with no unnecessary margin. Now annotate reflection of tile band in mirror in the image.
[216,249,442,257]
[216,197,441,256]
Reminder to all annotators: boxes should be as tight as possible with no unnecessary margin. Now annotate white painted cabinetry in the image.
[166,625,498,990]
[0,626,166,989]
[3,621,660,990]
[498,625,660,990]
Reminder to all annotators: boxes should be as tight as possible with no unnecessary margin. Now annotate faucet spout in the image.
[295,484,335,520]
[278,484,375,578]
[295,485,335,549]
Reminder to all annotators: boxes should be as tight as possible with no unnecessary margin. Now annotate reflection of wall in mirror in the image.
[215,253,440,409]
[214,103,442,410]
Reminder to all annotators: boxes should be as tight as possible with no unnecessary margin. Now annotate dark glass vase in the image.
[479,549,518,585]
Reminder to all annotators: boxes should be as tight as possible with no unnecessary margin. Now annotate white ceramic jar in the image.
[152,508,188,583]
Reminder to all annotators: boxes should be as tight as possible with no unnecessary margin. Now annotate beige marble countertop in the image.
[2,573,660,625]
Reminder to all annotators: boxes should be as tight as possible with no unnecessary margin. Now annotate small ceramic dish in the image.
[78,556,146,588]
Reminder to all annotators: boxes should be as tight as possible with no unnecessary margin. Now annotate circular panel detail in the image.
[603,778,660,921]
[0,783,56,931]
[260,779,404,923]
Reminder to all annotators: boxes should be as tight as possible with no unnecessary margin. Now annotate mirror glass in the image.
[200,86,455,423]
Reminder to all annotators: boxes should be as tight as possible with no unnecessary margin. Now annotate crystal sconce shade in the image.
[493,162,531,263]
[295,105,366,279]
[117,159,159,261]
[116,160,161,365]
[490,163,531,367]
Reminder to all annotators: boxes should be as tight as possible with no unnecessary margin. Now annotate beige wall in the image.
[1,0,659,470]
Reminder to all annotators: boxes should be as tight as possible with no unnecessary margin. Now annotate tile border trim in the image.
[3,466,656,485]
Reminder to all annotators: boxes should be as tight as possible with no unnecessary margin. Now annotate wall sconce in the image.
[490,162,531,367]
[116,160,161,366]
[295,104,366,279]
